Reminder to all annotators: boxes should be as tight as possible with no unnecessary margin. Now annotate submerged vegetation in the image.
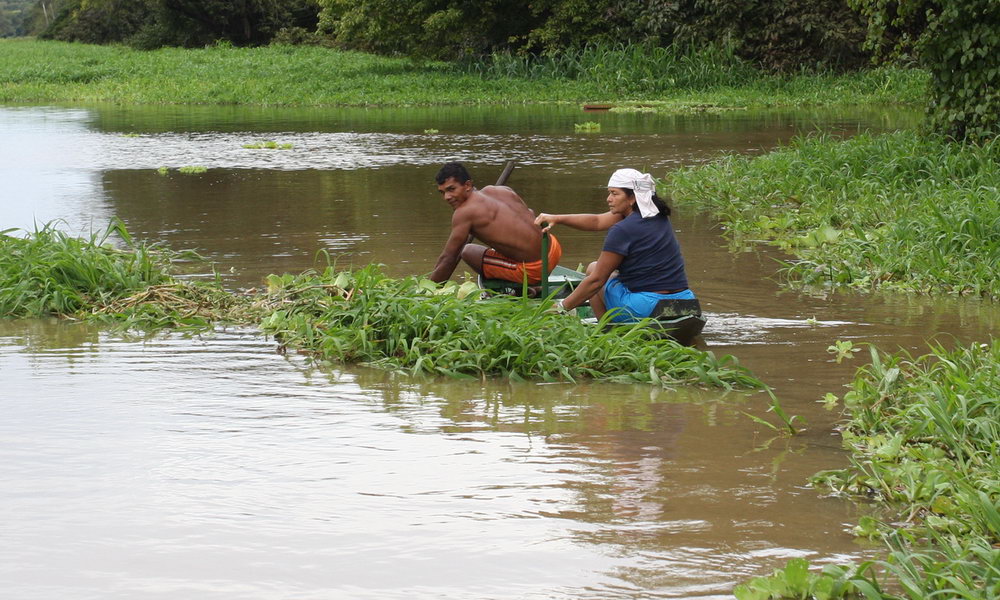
[0,224,762,390]
[666,130,1000,299]
[808,342,1000,600]
[0,39,924,109]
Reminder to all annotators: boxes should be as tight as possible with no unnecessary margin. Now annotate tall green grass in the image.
[0,38,924,108]
[259,265,763,388]
[467,42,758,92]
[0,222,254,328]
[468,43,926,107]
[0,221,172,317]
[666,130,1000,299]
[808,341,1000,599]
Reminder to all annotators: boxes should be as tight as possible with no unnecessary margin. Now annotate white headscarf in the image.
[607,168,658,218]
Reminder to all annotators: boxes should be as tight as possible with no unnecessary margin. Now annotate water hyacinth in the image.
[259,265,763,389]
[666,131,1000,299]
[810,340,1000,600]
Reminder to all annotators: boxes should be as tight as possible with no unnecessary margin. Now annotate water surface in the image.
[2,103,996,599]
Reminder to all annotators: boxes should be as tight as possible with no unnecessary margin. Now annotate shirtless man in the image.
[428,162,562,284]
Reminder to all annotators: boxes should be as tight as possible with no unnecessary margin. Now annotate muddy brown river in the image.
[2,104,998,599]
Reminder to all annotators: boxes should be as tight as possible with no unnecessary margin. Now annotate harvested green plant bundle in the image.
[259,265,762,389]
[0,221,174,318]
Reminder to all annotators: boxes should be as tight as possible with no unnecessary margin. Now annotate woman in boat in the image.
[534,168,695,321]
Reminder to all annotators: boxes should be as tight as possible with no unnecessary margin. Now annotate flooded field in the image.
[2,103,997,599]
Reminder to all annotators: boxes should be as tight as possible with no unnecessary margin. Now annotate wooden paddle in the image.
[495,159,516,185]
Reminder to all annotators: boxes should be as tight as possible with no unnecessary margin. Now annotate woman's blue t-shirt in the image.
[602,211,688,292]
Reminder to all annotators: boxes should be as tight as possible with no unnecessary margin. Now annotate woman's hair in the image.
[622,188,671,217]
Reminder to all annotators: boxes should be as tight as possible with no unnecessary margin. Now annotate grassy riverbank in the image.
[0,38,925,108]
[0,223,762,389]
[666,130,1000,300]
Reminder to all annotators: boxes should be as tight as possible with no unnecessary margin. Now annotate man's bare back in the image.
[460,185,541,261]
[429,163,545,283]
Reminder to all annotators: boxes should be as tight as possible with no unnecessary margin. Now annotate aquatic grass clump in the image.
[242,141,293,149]
[0,221,175,318]
[666,130,1000,299]
[809,341,1000,599]
[0,222,258,330]
[259,265,763,389]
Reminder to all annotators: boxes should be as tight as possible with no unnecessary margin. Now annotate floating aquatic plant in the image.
[242,141,293,150]
[0,221,175,318]
[805,341,1000,600]
[423,128,439,134]
[178,165,207,174]
[574,121,601,132]
[259,264,763,389]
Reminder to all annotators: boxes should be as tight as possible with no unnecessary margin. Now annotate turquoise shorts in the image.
[603,277,696,323]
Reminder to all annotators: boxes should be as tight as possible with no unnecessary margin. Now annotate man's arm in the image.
[428,212,473,283]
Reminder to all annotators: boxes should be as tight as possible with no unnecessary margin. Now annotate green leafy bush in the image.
[851,0,1000,141]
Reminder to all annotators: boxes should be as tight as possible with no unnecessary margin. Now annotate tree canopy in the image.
[851,0,1000,140]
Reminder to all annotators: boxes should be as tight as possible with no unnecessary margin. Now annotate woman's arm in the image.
[556,251,623,312]
[534,211,623,232]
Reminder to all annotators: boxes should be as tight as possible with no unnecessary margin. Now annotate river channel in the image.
[2,103,998,599]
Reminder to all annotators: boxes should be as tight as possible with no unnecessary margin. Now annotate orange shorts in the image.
[481,235,562,284]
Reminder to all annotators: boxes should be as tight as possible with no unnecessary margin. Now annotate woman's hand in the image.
[534,213,559,232]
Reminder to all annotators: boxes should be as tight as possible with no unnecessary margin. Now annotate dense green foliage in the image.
[317,0,869,71]
[810,341,1000,599]
[32,0,319,46]
[668,0,869,72]
[0,222,253,328]
[259,265,763,388]
[666,130,1000,299]
[850,0,1000,141]
[0,38,926,107]
[27,0,867,71]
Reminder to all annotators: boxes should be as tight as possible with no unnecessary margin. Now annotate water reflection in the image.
[0,320,871,599]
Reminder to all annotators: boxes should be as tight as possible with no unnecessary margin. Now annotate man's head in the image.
[436,162,474,209]
[435,162,471,185]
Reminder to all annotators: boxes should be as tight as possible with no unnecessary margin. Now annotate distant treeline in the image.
[0,0,33,36]
[19,0,874,72]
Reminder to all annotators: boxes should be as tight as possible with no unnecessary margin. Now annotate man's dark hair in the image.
[436,162,472,185]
